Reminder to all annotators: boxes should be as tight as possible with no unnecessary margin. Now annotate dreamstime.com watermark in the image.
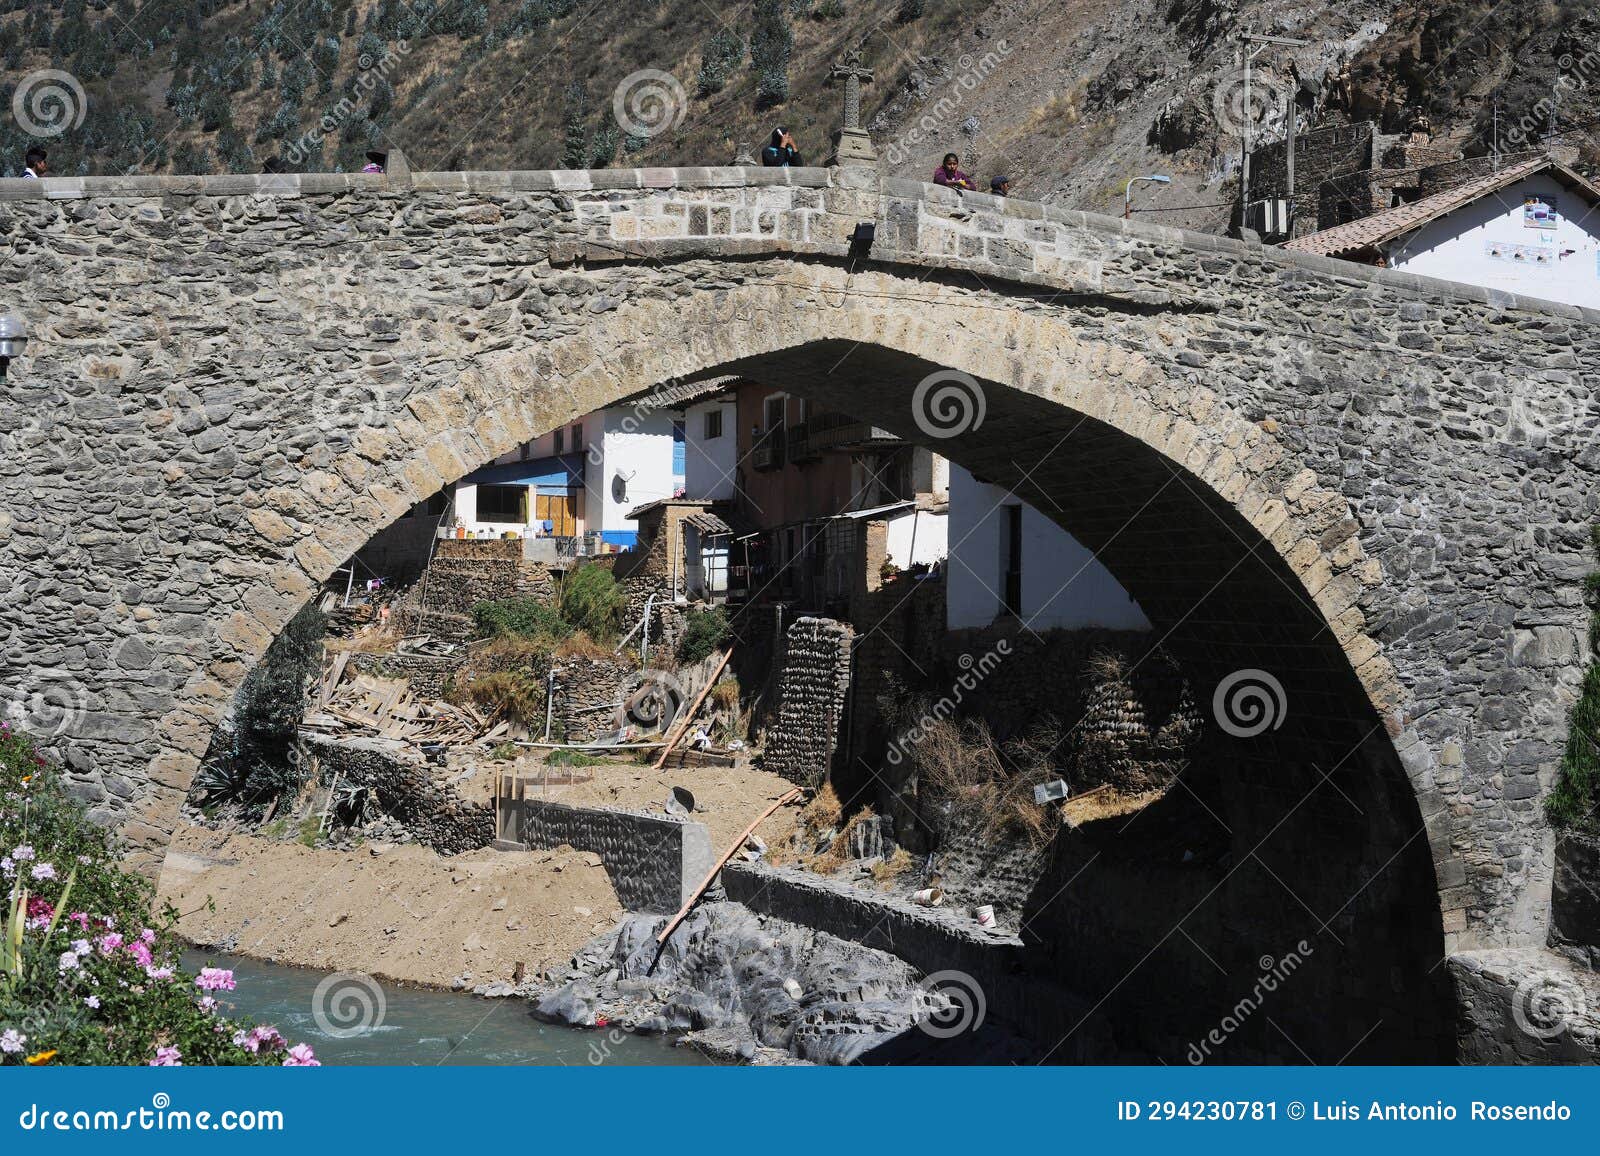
[885,640,1011,767]
[1212,63,1288,139]
[11,68,87,139]
[916,969,987,1038]
[612,69,687,140]
[283,41,412,167]
[16,1093,284,1132]
[311,971,387,1038]
[911,368,986,440]
[1211,668,1286,739]
[1511,969,1588,1043]
[615,668,687,734]
[1501,49,1600,155]
[882,43,1013,166]
[1186,940,1314,1064]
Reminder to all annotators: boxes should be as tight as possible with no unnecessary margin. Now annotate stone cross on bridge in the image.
[831,47,878,166]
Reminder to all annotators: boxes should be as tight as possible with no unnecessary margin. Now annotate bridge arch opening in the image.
[82,247,1463,1063]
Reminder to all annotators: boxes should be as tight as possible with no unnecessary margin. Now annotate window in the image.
[1000,505,1023,617]
[571,422,583,449]
[554,428,565,454]
[672,419,686,477]
[704,408,723,439]
[477,484,527,524]
[764,395,786,431]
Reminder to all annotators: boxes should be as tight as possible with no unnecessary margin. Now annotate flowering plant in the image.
[0,722,316,1066]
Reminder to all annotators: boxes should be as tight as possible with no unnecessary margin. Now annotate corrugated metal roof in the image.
[1282,157,1600,259]
[624,375,741,412]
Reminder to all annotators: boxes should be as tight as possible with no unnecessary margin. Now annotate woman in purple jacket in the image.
[933,152,974,190]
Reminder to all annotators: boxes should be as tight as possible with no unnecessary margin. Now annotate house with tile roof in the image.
[1283,156,1600,309]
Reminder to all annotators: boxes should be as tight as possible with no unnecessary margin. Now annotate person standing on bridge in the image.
[933,153,974,190]
[362,150,386,174]
[990,174,1011,197]
[21,147,46,178]
[761,128,802,167]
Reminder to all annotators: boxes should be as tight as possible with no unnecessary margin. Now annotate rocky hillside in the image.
[2,0,1596,230]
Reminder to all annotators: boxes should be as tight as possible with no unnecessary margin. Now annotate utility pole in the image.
[1285,97,1296,237]
[1236,32,1308,233]
[1493,97,1500,170]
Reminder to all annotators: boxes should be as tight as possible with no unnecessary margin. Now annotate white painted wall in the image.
[885,508,948,569]
[684,396,738,500]
[591,409,678,537]
[946,463,1150,631]
[1386,173,1600,309]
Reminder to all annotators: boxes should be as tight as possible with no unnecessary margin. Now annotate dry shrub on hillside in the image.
[450,671,544,729]
[909,716,1057,848]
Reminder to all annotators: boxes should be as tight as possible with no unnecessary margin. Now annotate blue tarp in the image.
[461,453,584,492]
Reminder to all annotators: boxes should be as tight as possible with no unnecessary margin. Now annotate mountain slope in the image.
[1,0,1595,229]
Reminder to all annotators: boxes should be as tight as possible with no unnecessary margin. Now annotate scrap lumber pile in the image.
[301,652,490,746]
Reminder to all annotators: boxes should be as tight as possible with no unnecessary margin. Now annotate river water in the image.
[183,952,713,1066]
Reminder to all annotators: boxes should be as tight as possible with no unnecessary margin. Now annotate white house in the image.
[945,463,1150,632]
[1285,156,1600,309]
[683,387,739,501]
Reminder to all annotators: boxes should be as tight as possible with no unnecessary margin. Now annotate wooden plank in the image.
[320,650,352,705]
[651,649,732,771]
[656,787,800,945]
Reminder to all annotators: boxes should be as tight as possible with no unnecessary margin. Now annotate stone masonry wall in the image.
[304,734,493,855]
[349,651,464,700]
[758,617,854,787]
[499,796,714,913]
[2,162,1598,978]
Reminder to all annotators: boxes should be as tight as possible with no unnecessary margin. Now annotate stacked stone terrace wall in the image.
[759,617,854,787]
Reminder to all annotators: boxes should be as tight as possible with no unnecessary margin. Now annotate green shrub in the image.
[750,0,792,107]
[1549,525,1600,833]
[0,725,316,1065]
[471,597,571,642]
[678,607,731,665]
[697,27,744,96]
[560,565,626,642]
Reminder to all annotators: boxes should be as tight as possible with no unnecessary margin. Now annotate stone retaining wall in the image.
[349,651,464,699]
[497,795,713,914]
[1551,834,1600,968]
[304,734,493,855]
[720,861,1102,1055]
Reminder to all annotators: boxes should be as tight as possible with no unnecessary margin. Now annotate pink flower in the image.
[144,966,175,981]
[96,933,123,955]
[125,940,153,969]
[68,913,89,929]
[139,929,155,945]
[282,1043,320,1067]
[197,996,217,1012]
[195,967,236,992]
[235,1025,286,1055]
[149,1046,182,1067]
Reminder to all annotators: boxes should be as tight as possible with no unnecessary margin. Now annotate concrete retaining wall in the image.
[497,795,714,914]
[720,861,1101,1054]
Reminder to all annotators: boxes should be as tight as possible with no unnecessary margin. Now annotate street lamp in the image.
[0,314,27,384]
[1124,175,1171,218]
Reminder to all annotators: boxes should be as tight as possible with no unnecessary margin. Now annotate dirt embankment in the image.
[159,825,623,989]
[159,759,802,989]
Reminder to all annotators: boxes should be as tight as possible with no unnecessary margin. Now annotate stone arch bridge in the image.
[1,164,1595,1060]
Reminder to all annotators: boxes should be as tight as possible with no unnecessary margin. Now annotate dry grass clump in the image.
[709,676,740,713]
[449,671,544,729]
[552,630,613,660]
[909,716,1058,848]
[871,846,917,888]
